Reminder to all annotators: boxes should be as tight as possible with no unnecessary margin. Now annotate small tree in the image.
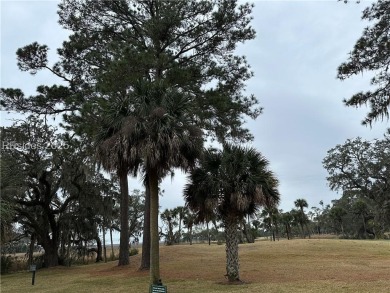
[352,200,370,238]
[329,206,348,235]
[160,209,177,246]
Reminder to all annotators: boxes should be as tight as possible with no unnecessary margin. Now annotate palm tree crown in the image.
[294,198,308,213]
[185,144,279,221]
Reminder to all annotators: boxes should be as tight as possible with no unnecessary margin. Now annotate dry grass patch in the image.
[1,239,389,293]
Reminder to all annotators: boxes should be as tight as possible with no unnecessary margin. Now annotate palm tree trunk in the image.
[189,226,193,245]
[300,223,305,239]
[224,217,240,282]
[149,168,160,285]
[118,171,130,266]
[140,177,151,270]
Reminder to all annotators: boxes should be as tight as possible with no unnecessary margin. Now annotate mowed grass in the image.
[1,239,389,293]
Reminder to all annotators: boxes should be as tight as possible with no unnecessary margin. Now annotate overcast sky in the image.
[1,0,389,216]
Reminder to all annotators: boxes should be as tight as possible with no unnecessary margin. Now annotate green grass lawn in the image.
[1,239,389,293]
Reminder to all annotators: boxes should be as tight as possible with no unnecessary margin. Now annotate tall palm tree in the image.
[280,211,293,240]
[294,198,308,214]
[294,198,310,238]
[183,208,196,245]
[104,81,203,284]
[95,96,141,266]
[184,144,280,282]
[260,206,279,241]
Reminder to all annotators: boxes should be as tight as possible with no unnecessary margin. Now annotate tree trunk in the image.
[102,224,107,263]
[66,233,71,266]
[189,226,193,245]
[140,178,151,270]
[285,223,290,240]
[42,242,59,268]
[300,223,305,238]
[224,217,240,282]
[212,219,219,232]
[110,227,114,260]
[95,235,103,262]
[178,215,182,243]
[167,222,174,245]
[28,234,36,266]
[362,215,368,239]
[269,216,275,241]
[59,232,66,262]
[118,171,130,266]
[149,168,160,285]
[305,223,311,239]
[207,222,211,245]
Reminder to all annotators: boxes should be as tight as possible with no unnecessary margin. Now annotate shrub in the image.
[129,248,138,256]
[1,255,13,274]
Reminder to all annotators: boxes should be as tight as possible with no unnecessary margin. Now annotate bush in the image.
[129,248,138,256]
[1,255,13,274]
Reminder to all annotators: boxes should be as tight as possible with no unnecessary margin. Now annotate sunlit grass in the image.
[1,239,389,293]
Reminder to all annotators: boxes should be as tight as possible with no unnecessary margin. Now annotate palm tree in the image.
[294,198,308,214]
[184,144,280,282]
[294,198,310,238]
[107,81,203,284]
[183,208,196,245]
[96,96,142,266]
[280,211,293,240]
[260,206,279,241]
[172,206,186,243]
